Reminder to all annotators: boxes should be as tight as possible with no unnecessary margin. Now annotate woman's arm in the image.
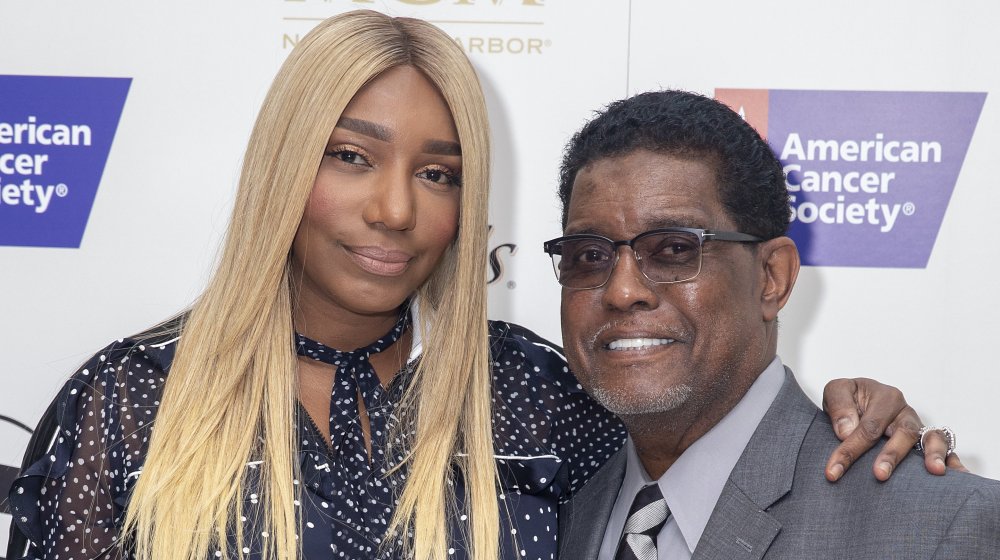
[10,341,162,559]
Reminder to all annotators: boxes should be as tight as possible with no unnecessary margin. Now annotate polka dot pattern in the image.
[9,321,626,559]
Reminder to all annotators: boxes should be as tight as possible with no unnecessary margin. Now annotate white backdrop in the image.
[3,0,999,551]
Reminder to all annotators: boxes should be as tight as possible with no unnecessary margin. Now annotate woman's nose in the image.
[363,170,416,231]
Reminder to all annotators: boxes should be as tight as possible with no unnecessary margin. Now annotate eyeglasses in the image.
[542,227,763,290]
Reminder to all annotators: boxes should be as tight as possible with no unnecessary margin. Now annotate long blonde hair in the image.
[124,11,497,560]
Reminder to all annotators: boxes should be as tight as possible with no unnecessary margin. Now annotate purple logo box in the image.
[716,89,986,268]
[0,75,131,248]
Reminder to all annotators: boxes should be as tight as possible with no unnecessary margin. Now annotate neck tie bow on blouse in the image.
[295,308,410,478]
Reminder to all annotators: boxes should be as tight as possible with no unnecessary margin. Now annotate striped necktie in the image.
[614,483,670,560]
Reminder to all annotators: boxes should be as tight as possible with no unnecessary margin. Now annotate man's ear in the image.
[759,236,800,322]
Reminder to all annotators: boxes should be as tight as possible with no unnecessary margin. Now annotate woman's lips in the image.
[345,245,413,276]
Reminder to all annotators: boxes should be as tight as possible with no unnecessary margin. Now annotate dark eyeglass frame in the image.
[542,227,764,290]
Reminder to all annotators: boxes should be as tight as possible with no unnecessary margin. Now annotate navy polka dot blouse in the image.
[9,320,626,559]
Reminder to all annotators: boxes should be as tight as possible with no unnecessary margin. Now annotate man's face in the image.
[560,149,767,419]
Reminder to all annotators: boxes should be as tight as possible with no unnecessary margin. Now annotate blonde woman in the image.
[9,10,957,560]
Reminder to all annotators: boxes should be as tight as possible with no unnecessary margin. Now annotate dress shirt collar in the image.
[620,356,786,555]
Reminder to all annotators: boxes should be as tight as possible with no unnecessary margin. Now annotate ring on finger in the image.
[914,426,957,456]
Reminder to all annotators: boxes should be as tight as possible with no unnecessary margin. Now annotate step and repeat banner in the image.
[2,0,998,549]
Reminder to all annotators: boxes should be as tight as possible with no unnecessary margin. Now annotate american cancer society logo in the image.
[715,89,986,268]
[0,75,131,248]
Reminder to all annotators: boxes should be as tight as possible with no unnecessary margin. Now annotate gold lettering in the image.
[283,33,300,49]
[396,0,439,4]
[453,36,546,54]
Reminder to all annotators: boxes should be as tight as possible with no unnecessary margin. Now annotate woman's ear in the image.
[759,236,800,322]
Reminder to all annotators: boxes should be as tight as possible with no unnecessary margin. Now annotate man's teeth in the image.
[607,338,675,350]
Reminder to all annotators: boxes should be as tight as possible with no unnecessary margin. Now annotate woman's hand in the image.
[822,377,968,482]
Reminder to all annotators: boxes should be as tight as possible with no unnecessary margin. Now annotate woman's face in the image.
[291,65,462,325]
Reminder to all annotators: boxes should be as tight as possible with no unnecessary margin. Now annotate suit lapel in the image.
[693,367,819,560]
[558,449,627,559]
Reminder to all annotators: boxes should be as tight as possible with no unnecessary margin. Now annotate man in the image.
[548,90,1000,559]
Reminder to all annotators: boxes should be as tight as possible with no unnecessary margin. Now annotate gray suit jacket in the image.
[558,368,1000,559]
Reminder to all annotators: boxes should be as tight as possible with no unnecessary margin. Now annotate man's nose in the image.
[600,247,660,311]
[363,170,416,231]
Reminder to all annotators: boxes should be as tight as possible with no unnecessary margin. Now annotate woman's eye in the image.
[324,149,369,166]
[418,167,461,187]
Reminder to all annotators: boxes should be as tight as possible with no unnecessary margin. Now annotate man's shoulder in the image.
[765,400,1000,557]
[796,408,1000,503]
[723,369,1000,557]
[754,369,1000,503]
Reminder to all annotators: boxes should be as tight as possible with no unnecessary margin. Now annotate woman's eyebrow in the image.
[335,117,460,156]
[336,116,392,142]
[423,139,461,156]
